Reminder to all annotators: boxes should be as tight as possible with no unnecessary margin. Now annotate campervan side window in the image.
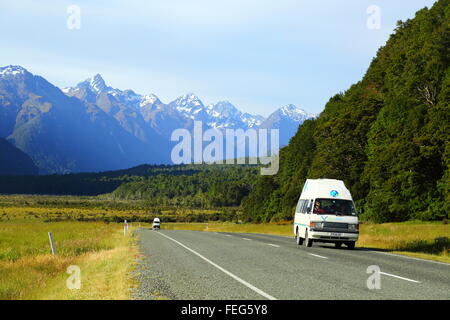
[299,200,309,214]
[306,200,313,214]
[296,200,303,213]
[301,200,307,213]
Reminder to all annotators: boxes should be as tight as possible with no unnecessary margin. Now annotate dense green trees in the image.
[243,0,449,223]
[0,164,258,210]
[109,165,257,208]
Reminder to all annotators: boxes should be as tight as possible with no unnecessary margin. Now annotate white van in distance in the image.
[152,217,161,230]
[293,179,359,249]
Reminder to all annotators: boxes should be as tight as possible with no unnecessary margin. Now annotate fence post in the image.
[48,232,56,255]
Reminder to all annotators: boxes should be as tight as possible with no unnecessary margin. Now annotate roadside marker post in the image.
[124,220,128,236]
[48,232,56,255]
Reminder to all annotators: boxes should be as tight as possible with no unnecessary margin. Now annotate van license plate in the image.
[331,233,342,237]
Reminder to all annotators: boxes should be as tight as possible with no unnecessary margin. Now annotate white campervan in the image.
[293,179,359,249]
[152,217,161,230]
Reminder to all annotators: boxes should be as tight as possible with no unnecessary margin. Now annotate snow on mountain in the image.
[0,65,27,77]
[205,101,263,129]
[278,104,316,122]
[89,74,108,92]
[169,93,205,119]
[140,94,162,108]
[1,65,316,172]
[61,73,314,145]
[259,104,316,146]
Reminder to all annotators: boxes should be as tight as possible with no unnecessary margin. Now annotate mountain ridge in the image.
[1,66,315,174]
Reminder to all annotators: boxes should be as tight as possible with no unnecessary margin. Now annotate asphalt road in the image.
[133,229,450,300]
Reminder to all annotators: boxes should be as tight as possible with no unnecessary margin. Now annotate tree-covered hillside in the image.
[243,0,449,223]
[0,164,258,209]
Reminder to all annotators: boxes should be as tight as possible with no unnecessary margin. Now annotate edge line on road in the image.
[370,250,450,266]
[308,253,328,259]
[155,231,277,300]
[267,244,280,248]
[379,272,421,283]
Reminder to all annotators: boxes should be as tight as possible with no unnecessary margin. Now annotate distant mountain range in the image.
[0,65,315,174]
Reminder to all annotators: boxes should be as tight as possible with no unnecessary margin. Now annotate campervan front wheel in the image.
[346,242,355,250]
[296,229,304,245]
[304,230,313,247]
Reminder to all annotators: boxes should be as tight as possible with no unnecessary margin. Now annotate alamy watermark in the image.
[367,5,381,30]
[366,265,381,290]
[66,265,81,290]
[171,121,279,175]
[67,5,81,30]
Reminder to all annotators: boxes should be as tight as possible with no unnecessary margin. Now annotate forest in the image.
[242,0,449,223]
[0,164,259,210]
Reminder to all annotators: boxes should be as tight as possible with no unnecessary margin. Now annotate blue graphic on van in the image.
[330,190,339,197]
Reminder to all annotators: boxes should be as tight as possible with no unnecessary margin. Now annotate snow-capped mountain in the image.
[206,101,264,129]
[168,93,210,122]
[259,104,316,145]
[0,65,27,77]
[0,66,316,173]
[278,104,316,122]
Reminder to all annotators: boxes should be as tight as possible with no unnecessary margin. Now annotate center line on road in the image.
[380,272,421,283]
[242,238,251,241]
[225,235,232,237]
[267,244,280,248]
[308,253,328,259]
[155,231,277,300]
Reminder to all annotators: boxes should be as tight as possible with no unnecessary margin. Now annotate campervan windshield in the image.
[313,199,357,216]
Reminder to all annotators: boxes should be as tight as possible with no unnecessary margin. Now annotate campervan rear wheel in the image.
[335,242,342,249]
[346,242,355,250]
[296,229,304,245]
[304,230,313,247]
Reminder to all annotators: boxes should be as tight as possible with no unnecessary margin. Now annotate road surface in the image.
[133,229,450,300]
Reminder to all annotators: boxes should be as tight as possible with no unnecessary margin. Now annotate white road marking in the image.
[156,231,277,300]
[225,234,232,237]
[380,272,421,283]
[308,253,328,259]
[267,244,280,248]
[370,250,450,266]
[242,238,252,241]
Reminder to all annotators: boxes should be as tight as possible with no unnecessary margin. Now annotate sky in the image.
[0,0,437,116]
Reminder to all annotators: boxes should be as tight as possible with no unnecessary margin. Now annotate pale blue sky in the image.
[0,0,437,116]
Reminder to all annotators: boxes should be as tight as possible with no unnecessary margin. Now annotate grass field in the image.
[0,220,138,300]
[161,221,450,263]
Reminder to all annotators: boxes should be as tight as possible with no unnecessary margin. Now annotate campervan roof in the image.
[300,179,353,201]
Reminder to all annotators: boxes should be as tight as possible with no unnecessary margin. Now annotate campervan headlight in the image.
[348,224,359,232]
[312,222,324,229]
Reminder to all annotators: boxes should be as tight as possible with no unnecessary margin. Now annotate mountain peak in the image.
[179,93,202,104]
[140,94,162,108]
[277,104,316,121]
[0,65,28,77]
[173,93,204,108]
[88,74,107,92]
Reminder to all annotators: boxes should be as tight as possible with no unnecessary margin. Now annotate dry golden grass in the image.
[27,236,138,300]
[0,221,138,300]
